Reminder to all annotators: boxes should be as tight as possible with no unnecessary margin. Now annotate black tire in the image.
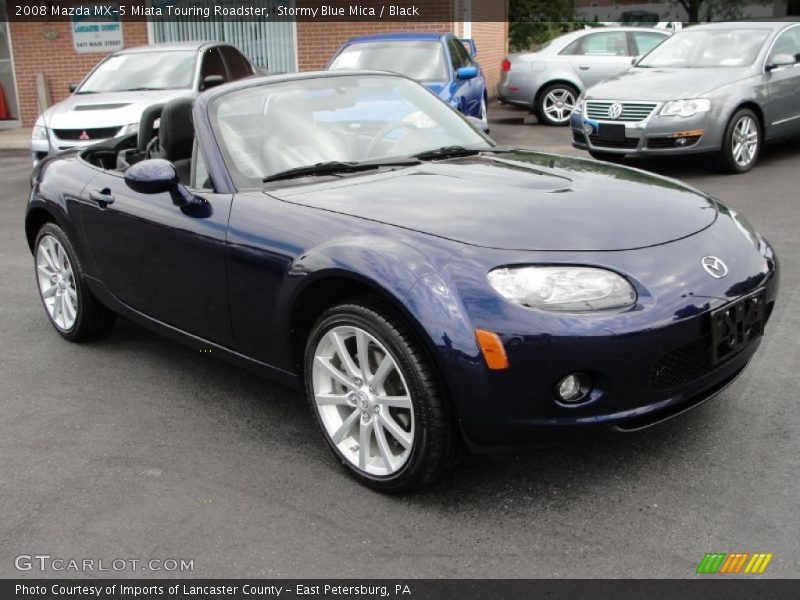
[33,222,116,342]
[718,108,761,174]
[304,298,462,493]
[589,150,626,164]
[536,83,579,126]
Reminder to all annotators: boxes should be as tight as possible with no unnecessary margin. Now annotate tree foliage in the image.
[509,0,580,52]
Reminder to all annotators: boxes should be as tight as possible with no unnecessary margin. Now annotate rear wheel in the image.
[304,299,461,493]
[589,150,626,164]
[719,108,761,173]
[536,83,578,126]
[34,223,116,342]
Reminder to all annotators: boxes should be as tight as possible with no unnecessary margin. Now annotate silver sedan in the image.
[571,21,800,173]
[499,27,669,125]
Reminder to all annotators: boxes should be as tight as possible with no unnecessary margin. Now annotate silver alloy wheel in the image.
[543,88,576,123]
[732,115,758,167]
[36,234,78,331]
[312,325,414,476]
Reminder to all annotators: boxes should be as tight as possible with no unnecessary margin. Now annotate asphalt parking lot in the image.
[1,103,799,579]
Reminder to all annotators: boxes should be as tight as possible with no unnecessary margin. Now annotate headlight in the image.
[487,266,637,312]
[120,122,139,136]
[660,98,711,118]
[32,124,48,141]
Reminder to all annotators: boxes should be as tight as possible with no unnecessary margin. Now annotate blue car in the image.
[328,32,488,124]
[26,72,778,493]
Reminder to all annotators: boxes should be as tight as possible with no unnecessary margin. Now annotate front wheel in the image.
[304,300,461,493]
[34,223,116,342]
[719,108,761,173]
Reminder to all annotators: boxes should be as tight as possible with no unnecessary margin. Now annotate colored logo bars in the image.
[697,552,773,574]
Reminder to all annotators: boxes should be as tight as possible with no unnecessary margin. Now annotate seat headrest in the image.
[159,97,195,163]
[138,103,164,152]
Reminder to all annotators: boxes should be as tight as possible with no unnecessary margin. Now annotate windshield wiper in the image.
[414,146,511,161]
[263,158,420,183]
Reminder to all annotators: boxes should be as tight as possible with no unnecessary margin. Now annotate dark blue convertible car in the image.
[26,71,778,492]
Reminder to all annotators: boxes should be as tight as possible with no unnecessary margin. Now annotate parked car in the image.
[570,21,800,172]
[31,41,258,166]
[499,27,670,125]
[26,71,778,492]
[328,32,488,123]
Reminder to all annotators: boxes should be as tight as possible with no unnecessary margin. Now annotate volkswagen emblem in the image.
[607,103,623,119]
[701,256,728,278]
[79,130,90,141]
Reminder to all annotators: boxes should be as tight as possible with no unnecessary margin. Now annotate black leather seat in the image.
[158,97,195,185]
[138,103,164,153]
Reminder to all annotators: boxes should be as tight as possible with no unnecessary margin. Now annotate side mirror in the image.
[68,83,79,93]
[201,75,225,91]
[466,116,490,134]
[125,158,205,210]
[766,52,797,71]
[125,159,178,195]
[456,66,478,80]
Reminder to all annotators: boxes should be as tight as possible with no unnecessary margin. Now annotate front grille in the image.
[650,336,715,391]
[647,135,701,149]
[588,135,639,149]
[586,101,658,122]
[52,127,120,141]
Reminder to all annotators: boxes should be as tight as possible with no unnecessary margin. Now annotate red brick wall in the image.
[9,20,148,126]
[468,1,508,98]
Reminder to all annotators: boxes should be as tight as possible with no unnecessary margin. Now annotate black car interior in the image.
[80,96,198,187]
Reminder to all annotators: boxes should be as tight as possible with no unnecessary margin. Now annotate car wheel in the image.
[536,83,578,126]
[34,223,116,342]
[304,299,461,493]
[719,108,761,173]
[589,150,626,164]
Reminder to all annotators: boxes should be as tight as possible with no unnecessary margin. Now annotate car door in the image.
[446,36,479,116]
[562,30,635,88]
[764,26,800,137]
[77,145,234,346]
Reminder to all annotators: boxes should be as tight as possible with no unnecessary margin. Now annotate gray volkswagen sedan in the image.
[571,21,800,173]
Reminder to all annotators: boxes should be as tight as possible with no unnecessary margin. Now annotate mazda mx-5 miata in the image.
[26,71,778,492]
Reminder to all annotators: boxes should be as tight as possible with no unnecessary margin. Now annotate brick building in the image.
[0,0,508,129]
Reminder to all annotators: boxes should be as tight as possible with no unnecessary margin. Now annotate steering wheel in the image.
[365,122,420,158]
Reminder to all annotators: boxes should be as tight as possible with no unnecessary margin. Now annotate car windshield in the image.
[211,74,492,188]
[329,41,449,82]
[77,51,197,93]
[637,28,769,68]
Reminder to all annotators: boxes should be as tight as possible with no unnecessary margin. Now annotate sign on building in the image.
[71,4,124,53]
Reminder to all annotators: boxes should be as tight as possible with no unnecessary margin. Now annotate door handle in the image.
[89,188,115,207]
[578,65,590,70]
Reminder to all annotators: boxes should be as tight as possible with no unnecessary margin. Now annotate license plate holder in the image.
[597,123,626,142]
[710,289,766,364]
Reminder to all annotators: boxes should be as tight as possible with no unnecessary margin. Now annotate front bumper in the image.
[570,109,724,156]
[430,218,779,448]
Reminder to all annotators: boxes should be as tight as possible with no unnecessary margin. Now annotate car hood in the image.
[588,67,752,101]
[270,151,718,252]
[42,90,194,130]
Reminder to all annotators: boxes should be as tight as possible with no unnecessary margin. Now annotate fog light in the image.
[556,373,590,404]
